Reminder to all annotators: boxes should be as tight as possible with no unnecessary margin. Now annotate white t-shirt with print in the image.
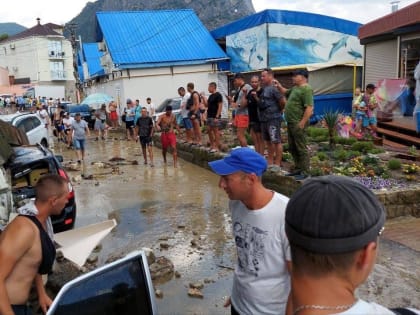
[230,192,291,315]
[338,300,420,315]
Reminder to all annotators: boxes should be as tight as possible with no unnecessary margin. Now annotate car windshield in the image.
[155,98,181,113]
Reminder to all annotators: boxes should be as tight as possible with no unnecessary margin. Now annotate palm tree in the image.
[323,109,341,149]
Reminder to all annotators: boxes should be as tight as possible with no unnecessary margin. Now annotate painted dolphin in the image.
[328,35,349,60]
[269,37,325,66]
[348,48,363,59]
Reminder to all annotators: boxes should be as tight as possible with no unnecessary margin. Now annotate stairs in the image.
[377,116,420,149]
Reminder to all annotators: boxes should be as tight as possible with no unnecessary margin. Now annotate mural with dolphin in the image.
[227,24,268,73]
[227,23,363,72]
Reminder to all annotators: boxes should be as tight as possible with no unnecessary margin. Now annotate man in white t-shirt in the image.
[209,148,291,315]
[62,112,75,148]
[178,86,193,144]
[38,105,49,128]
[285,176,420,315]
[145,97,155,116]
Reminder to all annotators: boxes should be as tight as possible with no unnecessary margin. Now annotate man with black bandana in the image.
[0,174,69,315]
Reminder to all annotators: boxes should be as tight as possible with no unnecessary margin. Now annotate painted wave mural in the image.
[227,23,363,72]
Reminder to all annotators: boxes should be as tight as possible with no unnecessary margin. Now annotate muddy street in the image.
[50,132,420,314]
[52,133,235,314]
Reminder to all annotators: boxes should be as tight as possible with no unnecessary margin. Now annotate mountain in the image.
[67,0,255,42]
[0,23,27,36]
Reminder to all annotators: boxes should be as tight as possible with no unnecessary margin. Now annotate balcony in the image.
[51,70,66,81]
[48,50,66,59]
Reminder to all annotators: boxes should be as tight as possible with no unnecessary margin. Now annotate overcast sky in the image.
[1,0,418,28]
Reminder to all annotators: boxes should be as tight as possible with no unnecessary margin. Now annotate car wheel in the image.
[41,138,49,148]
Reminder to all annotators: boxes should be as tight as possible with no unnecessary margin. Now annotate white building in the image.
[0,18,75,99]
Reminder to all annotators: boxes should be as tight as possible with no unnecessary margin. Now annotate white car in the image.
[0,112,49,147]
[152,97,183,126]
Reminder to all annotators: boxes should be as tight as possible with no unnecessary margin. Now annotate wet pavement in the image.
[51,132,234,314]
[49,130,420,313]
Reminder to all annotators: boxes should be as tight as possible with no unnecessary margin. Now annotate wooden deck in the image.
[377,116,420,148]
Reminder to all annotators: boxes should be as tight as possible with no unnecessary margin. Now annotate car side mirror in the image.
[55,155,64,162]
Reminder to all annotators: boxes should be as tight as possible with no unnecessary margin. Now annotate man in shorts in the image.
[135,107,154,167]
[260,68,286,167]
[71,113,90,164]
[156,105,180,167]
[203,82,223,152]
[62,112,74,149]
[124,98,136,141]
[178,86,193,144]
[229,73,251,147]
[94,104,108,140]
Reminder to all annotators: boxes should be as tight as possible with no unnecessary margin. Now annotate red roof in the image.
[6,23,62,42]
[359,1,420,39]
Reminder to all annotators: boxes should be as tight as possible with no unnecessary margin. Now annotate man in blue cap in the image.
[209,147,292,315]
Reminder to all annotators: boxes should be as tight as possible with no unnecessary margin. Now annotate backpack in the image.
[186,91,201,110]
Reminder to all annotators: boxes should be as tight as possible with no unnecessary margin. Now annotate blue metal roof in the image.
[96,10,228,69]
[82,43,105,77]
[211,9,361,39]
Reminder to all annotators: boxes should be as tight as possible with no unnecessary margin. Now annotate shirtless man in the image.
[0,174,69,315]
[156,105,180,167]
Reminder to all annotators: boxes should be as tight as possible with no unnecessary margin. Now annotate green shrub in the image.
[362,155,379,166]
[282,152,292,161]
[334,136,357,145]
[316,151,328,161]
[307,127,328,138]
[346,150,362,159]
[332,149,348,161]
[387,159,402,170]
[312,135,329,142]
[282,143,289,151]
[351,141,374,153]
[368,148,385,154]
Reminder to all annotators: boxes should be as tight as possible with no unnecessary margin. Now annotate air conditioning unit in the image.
[98,42,106,52]
[9,43,15,49]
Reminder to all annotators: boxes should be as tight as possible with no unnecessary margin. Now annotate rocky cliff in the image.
[68,0,255,42]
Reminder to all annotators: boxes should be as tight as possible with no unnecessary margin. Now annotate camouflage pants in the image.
[287,123,309,173]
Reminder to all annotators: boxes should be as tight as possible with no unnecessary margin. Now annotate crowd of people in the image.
[0,78,419,315]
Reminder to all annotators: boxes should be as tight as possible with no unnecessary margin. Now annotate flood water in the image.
[52,135,235,314]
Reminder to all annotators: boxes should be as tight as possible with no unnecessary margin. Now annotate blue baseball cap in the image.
[208,148,267,176]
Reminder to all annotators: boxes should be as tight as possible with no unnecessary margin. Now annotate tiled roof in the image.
[96,9,228,68]
[6,23,62,42]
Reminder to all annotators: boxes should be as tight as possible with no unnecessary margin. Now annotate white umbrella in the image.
[81,93,113,109]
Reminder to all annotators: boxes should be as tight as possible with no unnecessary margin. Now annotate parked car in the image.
[152,97,183,126]
[7,144,76,233]
[0,112,49,147]
[67,104,96,129]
